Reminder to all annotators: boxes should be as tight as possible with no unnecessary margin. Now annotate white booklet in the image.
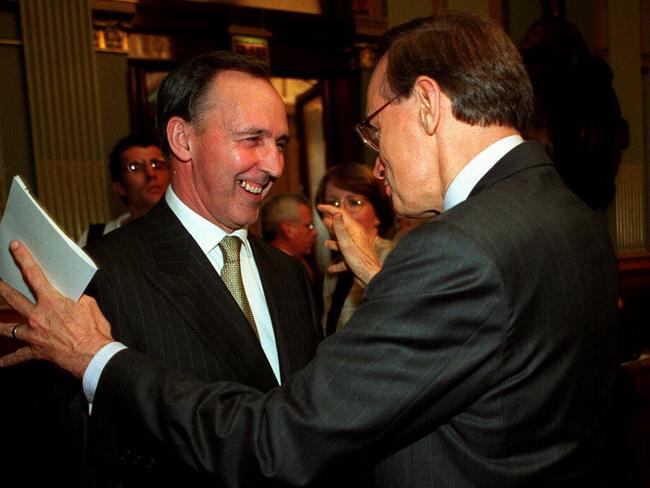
[0,175,97,302]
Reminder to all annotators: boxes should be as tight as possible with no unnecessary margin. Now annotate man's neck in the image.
[126,206,146,221]
[440,124,520,197]
[271,239,299,258]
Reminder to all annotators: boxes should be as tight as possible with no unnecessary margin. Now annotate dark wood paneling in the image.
[618,254,650,361]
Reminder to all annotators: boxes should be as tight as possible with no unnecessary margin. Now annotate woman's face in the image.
[323,182,380,239]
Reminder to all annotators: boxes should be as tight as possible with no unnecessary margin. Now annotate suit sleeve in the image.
[96,221,509,486]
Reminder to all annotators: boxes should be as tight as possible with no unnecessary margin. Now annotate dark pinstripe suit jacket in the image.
[96,141,619,487]
[83,199,323,486]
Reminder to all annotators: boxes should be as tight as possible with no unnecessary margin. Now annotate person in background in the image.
[0,12,619,488]
[518,11,627,214]
[78,132,170,246]
[260,193,318,284]
[315,163,394,336]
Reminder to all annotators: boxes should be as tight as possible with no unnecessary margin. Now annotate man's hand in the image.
[317,204,382,287]
[0,240,113,378]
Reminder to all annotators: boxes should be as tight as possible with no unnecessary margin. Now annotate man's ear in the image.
[413,76,441,135]
[279,220,295,238]
[112,181,126,197]
[167,116,192,162]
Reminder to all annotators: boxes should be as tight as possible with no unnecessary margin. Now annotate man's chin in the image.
[144,196,162,208]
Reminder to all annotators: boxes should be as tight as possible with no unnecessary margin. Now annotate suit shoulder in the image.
[84,218,151,265]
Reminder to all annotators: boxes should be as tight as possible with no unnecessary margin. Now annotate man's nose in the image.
[260,144,284,178]
[144,162,157,178]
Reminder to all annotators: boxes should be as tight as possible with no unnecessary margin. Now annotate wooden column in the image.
[19,0,109,239]
[608,0,646,251]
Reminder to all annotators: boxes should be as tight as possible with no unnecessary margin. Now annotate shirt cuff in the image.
[82,341,128,406]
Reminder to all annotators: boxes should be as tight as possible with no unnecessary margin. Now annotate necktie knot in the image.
[219,235,242,264]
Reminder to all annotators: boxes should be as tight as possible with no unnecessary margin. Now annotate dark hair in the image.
[382,11,534,133]
[108,132,161,184]
[156,51,271,157]
[315,163,394,237]
[260,193,310,242]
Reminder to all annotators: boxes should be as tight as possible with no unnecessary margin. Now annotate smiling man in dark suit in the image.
[72,51,322,487]
[1,11,619,488]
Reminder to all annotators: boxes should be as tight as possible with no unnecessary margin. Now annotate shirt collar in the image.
[443,135,524,211]
[165,186,252,257]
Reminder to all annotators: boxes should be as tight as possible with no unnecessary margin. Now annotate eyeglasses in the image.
[354,94,400,152]
[290,221,315,231]
[319,197,368,213]
[124,159,169,174]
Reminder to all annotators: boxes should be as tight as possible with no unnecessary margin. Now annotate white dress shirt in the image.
[443,135,524,211]
[83,187,281,408]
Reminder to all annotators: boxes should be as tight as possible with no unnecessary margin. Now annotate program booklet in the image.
[0,175,97,302]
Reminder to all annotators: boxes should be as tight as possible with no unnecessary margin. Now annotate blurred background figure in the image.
[518,2,635,361]
[78,132,170,246]
[261,193,319,284]
[518,4,628,213]
[316,163,394,336]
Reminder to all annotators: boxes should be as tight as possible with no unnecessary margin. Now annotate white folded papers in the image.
[0,175,97,302]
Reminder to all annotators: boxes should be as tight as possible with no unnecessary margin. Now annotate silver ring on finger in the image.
[11,323,21,341]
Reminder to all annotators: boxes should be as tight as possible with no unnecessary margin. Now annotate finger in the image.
[9,240,58,300]
[323,239,340,252]
[0,346,35,368]
[316,203,341,217]
[0,279,34,317]
[79,294,99,311]
[321,216,333,233]
[331,212,346,237]
[0,321,21,340]
[327,261,348,274]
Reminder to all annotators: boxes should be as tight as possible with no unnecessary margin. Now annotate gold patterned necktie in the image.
[218,236,259,340]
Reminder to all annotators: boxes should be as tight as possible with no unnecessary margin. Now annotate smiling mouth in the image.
[238,179,263,194]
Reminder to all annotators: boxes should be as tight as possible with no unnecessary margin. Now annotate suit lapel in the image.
[139,202,279,390]
[249,237,301,382]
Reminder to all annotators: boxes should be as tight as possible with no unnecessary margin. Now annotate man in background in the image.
[261,193,318,283]
[78,132,170,246]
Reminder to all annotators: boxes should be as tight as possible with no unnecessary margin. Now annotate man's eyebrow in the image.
[233,127,267,137]
[234,127,289,144]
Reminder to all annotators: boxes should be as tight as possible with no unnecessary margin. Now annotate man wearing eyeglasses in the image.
[260,193,319,284]
[0,12,618,488]
[77,132,170,246]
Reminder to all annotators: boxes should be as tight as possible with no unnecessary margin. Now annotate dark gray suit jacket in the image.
[83,199,323,486]
[96,142,619,487]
